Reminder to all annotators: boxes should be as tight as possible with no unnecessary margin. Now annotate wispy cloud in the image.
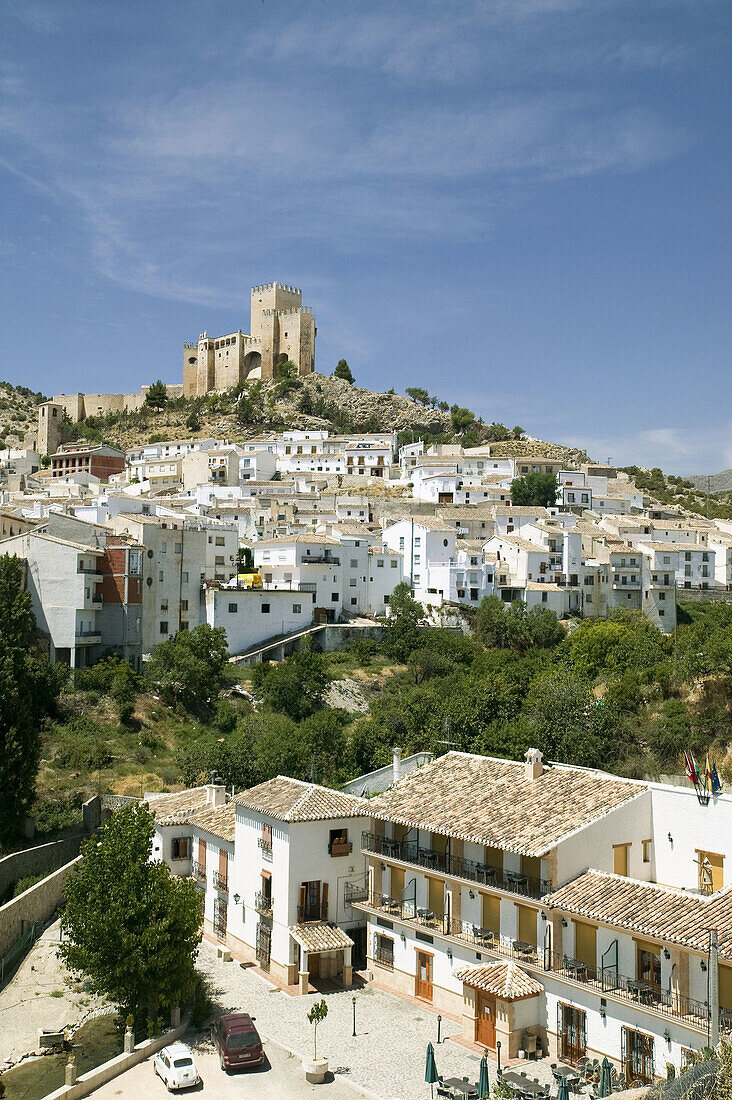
[563,424,732,476]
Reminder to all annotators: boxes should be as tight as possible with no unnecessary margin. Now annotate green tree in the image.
[60,804,201,1024]
[298,388,314,415]
[512,426,525,438]
[381,582,423,662]
[521,667,605,766]
[0,556,65,842]
[251,643,328,721]
[185,409,201,431]
[146,625,230,711]
[510,472,558,507]
[307,998,328,1060]
[144,380,168,409]
[406,387,430,405]
[333,359,355,384]
[450,405,475,433]
[236,382,265,425]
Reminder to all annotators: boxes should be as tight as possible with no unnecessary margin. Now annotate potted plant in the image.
[303,999,328,1083]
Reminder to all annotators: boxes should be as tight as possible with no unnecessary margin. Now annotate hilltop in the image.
[0,381,47,449]
[3,371,732,518]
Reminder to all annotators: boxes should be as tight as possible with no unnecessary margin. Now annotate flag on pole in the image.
[684,751,698,786]
[705,754,713,792]
[711,760,722,796]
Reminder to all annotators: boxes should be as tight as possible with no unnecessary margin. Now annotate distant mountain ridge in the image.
[689,469,732,494]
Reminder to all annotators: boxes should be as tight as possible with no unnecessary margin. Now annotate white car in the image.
[153,1042,200,1091]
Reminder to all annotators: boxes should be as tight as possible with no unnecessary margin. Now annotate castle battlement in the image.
[252,283,302,295]
[261,306,312,317]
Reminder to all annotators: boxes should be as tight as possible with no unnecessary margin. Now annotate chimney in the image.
[392,746,402,786]
[206,771,226,807]
[524,748,543,781]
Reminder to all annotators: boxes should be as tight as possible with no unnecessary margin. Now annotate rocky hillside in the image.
[0,382,46,449]
[690,468,732,494]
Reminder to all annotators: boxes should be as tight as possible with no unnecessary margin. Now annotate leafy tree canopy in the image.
[60,804,201,1024]
[0,555,65,843]
[333,359,355,384]
[144,380,168,409]
[450,405,475,433]
[146,625,230,711]
[406,387,430,405]
[381,582,423,662]
[510,472,558,507]
[251,642,328,721]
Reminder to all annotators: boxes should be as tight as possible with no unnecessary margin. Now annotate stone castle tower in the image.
[183,283,316,397]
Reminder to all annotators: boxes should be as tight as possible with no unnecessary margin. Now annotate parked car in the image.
[210,1013,264,1071]
[153,1042,200,1091]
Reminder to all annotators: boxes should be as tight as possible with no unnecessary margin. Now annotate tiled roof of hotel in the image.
[455,961,544,999]
[544,870,732,960]
[254,534,342,548]
[367,752,644,857]
[289,922,355,953]
[147,786,210,824]
[493,507,550,516]
[235,776,368,822]
[189,800,236,842]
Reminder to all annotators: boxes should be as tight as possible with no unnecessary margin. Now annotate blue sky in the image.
[1,0,729,473]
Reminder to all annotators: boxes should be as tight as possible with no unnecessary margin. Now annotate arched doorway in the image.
[242,351,261,380]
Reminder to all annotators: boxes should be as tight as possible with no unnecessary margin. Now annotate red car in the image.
[211,1013,264,1072]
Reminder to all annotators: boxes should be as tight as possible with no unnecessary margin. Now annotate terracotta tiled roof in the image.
[234,776,369,822]
[455,961,544,999]
[189,800,236,842]
[367,752,644,857]
[146,787,209,824]
[544,870,732,960]
[289,922,355,953]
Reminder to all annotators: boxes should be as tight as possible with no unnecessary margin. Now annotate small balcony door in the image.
[416,950,433,1002]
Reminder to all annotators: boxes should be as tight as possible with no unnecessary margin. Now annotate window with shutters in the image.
[171,836,191,860]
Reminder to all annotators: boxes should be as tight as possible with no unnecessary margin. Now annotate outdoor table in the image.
[473,926,495,946]
[626,979,656,1004]
[563,957,588,980]
[553,1068,581,1082]
[513,940,535,957]
[380,895,399,911]
[383,839,400,858]
[417,907,435,922]
[476,865,497,884]
[419,848,439,868]
[501,1072,545,1097]
[506,871,529,893]
[441,1077,479,1098]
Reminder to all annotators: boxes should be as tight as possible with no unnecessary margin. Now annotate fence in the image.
[0,920,37,989]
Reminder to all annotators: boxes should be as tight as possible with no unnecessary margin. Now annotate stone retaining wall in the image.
[0,838,85,901]
[40,1022,187,1100]
[0,856,82,959]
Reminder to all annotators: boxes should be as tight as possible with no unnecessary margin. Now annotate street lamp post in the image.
[352,995,357,1037]
[497,1040,502,1077]
[437,1015,442,1044]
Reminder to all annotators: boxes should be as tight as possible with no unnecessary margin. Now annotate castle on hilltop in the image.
[183,282,316,397]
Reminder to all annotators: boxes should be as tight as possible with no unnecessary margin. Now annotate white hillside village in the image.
[1,286,731,1100]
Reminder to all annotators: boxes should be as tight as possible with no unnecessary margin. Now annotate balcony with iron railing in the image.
[213,919,227,942]
[361,832,552,900]
[353,891,729,1035]
[258,837,273,862]
[212,871,228,892]
[254,891,272,917]
[191,861,206,882]
[344,880,369,905]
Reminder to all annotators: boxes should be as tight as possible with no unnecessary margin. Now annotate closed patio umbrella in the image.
[599,1057,613,1097]
[557,1076,570,1100]
[478,1053,490,1099]
[425,1042,439,1098]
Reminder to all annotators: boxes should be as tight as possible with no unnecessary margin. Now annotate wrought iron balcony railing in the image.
[361,832,552,900]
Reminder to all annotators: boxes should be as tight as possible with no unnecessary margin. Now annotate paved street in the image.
[193,938,486,1100]
[88,1039,359,1098]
